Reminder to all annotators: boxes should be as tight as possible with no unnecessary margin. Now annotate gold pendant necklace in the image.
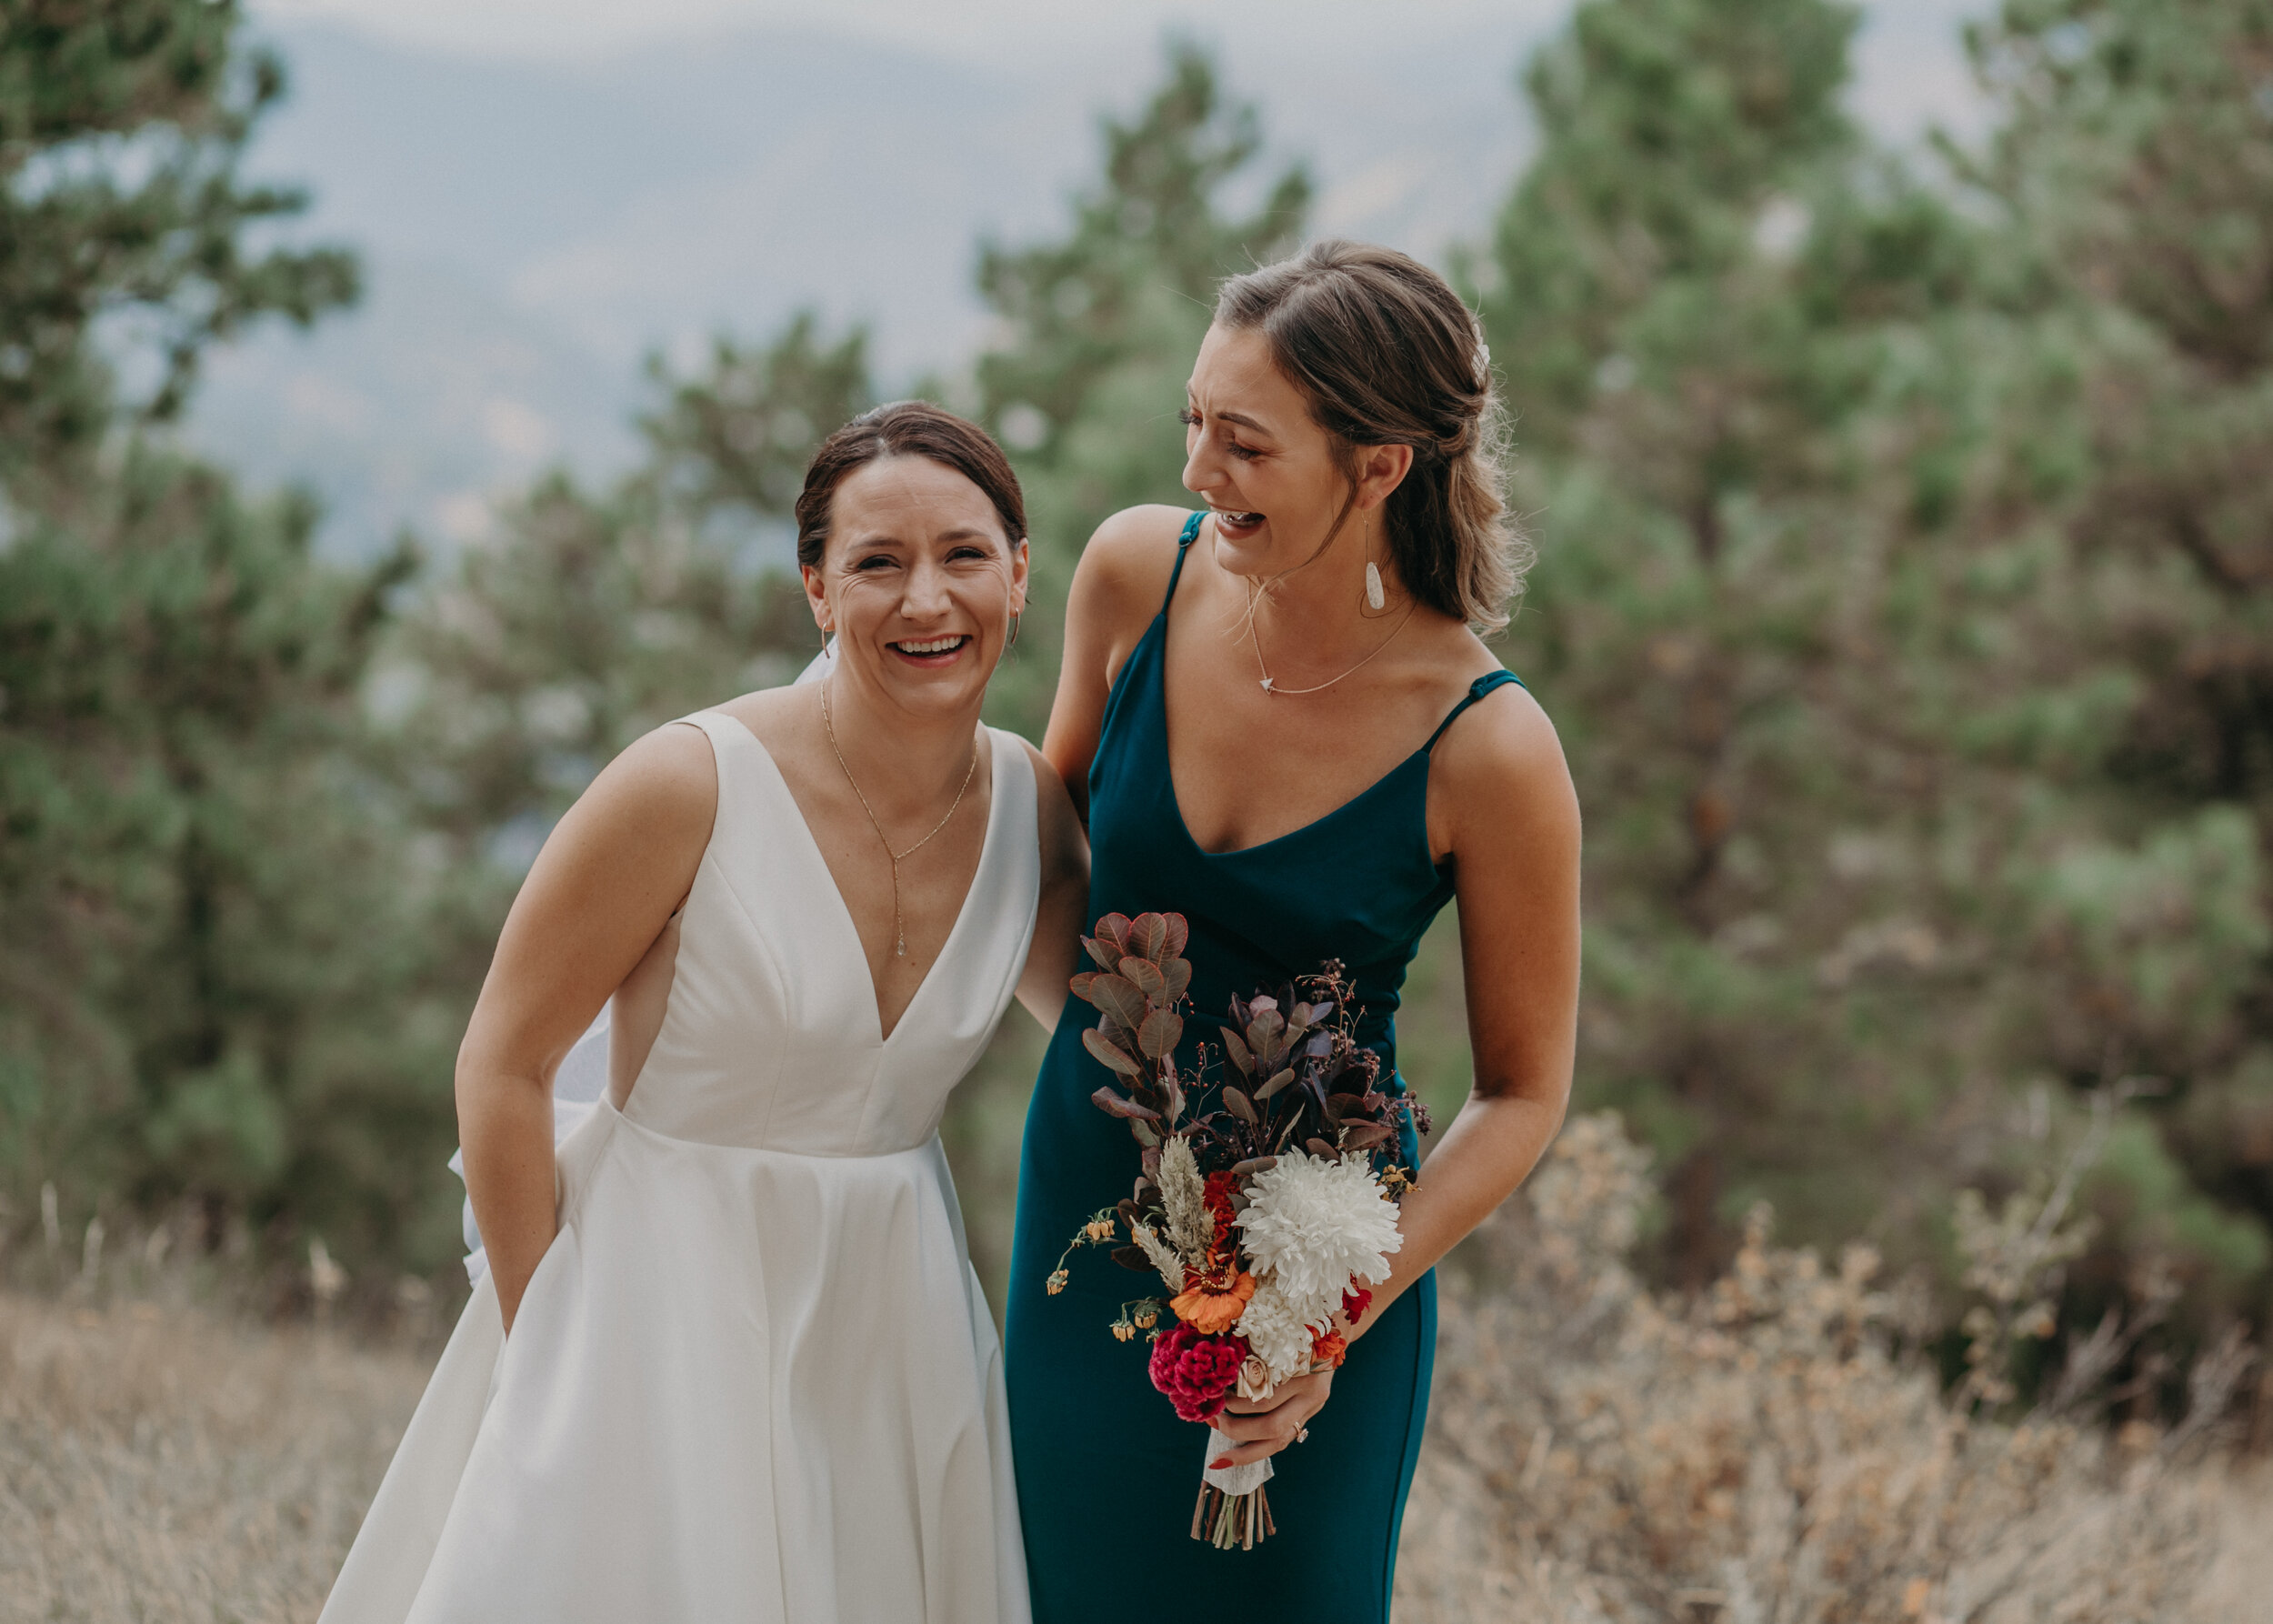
[818,680,980,957]
[1247,582,1418,697]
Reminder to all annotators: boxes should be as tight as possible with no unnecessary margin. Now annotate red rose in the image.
[1148,1323,1249,1423]
[1342,1287,1372,1327]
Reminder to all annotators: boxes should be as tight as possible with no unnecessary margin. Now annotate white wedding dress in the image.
[320,708,1037,1624]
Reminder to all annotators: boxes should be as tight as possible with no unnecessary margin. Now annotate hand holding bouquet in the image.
[1046,911,1425,1549]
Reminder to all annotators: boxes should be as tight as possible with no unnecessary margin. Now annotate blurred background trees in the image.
[0,0,456,1279]
[2,0,2267,1417]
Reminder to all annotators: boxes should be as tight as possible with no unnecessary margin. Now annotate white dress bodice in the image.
[626,709,1036,1155]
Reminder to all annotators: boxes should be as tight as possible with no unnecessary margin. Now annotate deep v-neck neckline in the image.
[720,712,1001,1046]
[1149,602,1436,862]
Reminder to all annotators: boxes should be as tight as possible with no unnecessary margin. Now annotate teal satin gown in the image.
[1005,512,1524,1621]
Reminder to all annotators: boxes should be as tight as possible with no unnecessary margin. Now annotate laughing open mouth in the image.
[890,635,971,657]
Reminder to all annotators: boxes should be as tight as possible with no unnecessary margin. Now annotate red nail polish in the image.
[1210,1457,1231,1469]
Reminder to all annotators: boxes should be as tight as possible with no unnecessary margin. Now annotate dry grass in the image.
[1395,1114,2271,1624]
[0,1289,429,1623]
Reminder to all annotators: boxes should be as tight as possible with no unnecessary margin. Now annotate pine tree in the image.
[0,1,355,494]
[1481,0,2272,1369]
[0,3,460,1278]
[972,41,1308,734]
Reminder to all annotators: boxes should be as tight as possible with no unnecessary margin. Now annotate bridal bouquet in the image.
[1046,911,1425,1549]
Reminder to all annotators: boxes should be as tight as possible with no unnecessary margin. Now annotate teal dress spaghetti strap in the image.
[1006,511,1524,1621]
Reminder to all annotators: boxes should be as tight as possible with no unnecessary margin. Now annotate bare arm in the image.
[1041,505,1187,819]
[1365,687,1580,1325]
[1214,687,1579,1469]
[456,724,717,1331]
[1014,737,1091,1034]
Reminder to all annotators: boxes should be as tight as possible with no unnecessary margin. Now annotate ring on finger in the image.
[1296,1427,1309,1443]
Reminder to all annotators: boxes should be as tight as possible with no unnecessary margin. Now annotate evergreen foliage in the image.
[972,41,1308,733]
[0,2,451,1274]
[2,2,2266,1404]
[1483,0,2273,1377]
[0,0,355,491]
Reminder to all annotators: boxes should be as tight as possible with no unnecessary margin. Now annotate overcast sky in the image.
[250,0,1557,65]
[250,0,1993,144]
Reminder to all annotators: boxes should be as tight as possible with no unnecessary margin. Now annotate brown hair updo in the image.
[794,400,1026,567]
[1214,239,1529,634]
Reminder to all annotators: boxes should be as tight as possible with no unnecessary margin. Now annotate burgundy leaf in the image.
[1119,957,1167,1002]
[1090,1087,1161,1122]
[1161,913,1190,959]
[1162,957,1192,1004]
[1111,1245,1156,1272]
[1131,912,1169,963]
[1095,913,1134,956]
[1085,975,1147,1031]
[1218,1027,1256,1076]
[1222,1087,1258,1125]
[1136,1007,1185,1061]
[1246,1011,1285,1070]
[1082,1028,1142,1078]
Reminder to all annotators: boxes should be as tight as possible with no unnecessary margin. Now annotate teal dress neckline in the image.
[1006,509,1523,1620]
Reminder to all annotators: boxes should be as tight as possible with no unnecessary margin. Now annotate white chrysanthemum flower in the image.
[1233,1276,1319,1383]
[1237,1152,1402,1311]
[1129,1220,1185,1296]
[1157,1134,1213,1264]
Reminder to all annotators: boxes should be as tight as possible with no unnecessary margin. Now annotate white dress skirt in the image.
[319,709,1037,1624]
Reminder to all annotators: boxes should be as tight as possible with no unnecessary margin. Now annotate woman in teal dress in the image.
[1006,240,1582,1619]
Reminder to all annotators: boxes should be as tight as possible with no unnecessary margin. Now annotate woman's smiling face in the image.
[802,454,1028,715]
[1180,322,1355,576]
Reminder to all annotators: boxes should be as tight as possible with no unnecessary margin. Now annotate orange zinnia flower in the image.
[1169,1271,1257,1335]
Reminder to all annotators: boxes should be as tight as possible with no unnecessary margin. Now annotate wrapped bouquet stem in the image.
[1197,1435,1276,1549]
[1046,911,1424,1550]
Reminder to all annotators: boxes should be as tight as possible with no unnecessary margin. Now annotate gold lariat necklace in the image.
[818,679,980,957]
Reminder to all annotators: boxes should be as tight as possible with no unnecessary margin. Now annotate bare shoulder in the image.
[569,717,720,846]
[1432,666,1578,843]
[1068,504,1196,637]
[715,681,814,746]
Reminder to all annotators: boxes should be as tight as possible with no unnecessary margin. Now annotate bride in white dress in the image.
[320,402,1086,1624]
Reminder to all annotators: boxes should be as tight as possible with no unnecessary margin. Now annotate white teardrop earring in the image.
[1365,561,1386,613]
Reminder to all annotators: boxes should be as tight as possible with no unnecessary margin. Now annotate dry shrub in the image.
[1398,1114,2234,1624]
[0,1290,427,1622]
